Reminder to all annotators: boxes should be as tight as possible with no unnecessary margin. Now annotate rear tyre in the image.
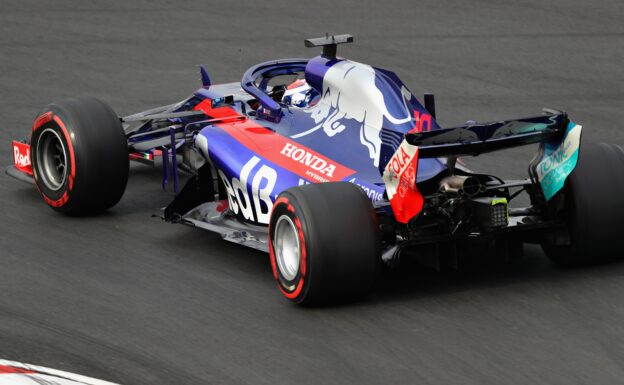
[30,97,129,214]
[269,182,380,305]
[542,142,624,266]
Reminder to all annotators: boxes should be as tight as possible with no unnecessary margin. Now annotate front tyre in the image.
[542,142,624,266]
[30,97,129,214]
[269,182,380,305]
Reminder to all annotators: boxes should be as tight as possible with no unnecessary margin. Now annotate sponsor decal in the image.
[12,141,32,175]
[294,60,413,167]
[348,178,384,202]
[382,139,423,223]
[129,151,154,161]
[218,156,277,224]
[408,110,433,133]
[194,99,355,183]
[539,140,572,175]
[217,155,383,225]
[299,176,384,201]
[280,143,336,180]
[536,122,582,200]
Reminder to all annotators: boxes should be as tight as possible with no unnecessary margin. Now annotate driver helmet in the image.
[281,79,319,108]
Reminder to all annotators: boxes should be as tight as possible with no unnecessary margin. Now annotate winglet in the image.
[200,64,211,88]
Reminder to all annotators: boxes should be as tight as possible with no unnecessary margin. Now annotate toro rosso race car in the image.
[8,35,624,304]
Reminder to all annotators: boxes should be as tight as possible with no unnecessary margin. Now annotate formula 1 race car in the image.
[8,35,624,305]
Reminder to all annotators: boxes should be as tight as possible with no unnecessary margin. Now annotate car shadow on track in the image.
[364,247,624,308]
[168,226,624,309]
[7,167,624,310]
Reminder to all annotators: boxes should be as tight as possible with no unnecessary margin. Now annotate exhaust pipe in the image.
[439,175,483,197]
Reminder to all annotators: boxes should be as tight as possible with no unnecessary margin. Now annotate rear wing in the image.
[382,110,582,223]
[406,111,568,158]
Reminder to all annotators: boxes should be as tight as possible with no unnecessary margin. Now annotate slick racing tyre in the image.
[542,142,624,266]
[30,97,129,214]
[269,182,380,305]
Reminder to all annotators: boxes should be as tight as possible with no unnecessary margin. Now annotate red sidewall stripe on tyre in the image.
[31,113,76,208]
[269,196,307,300]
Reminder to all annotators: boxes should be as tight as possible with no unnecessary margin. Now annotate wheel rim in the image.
[274,215,301,282]
[36,128,68,191]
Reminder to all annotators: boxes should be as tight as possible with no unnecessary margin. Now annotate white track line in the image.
[0,359,122,385]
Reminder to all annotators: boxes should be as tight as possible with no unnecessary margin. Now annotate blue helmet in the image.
[281,79,319,108]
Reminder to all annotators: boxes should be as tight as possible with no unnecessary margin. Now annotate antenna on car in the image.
[199,64,211,88]
[304,34,354,59]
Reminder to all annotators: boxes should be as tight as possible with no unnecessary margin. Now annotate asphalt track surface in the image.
[1,1,624,384]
